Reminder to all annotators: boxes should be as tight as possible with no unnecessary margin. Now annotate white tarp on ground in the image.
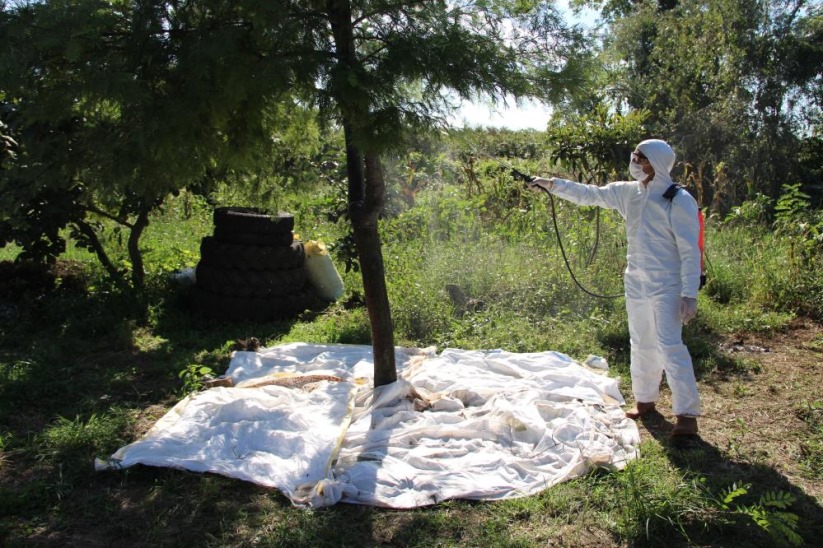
[96,343,640,508]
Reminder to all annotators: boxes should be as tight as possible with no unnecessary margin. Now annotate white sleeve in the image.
[549,178,627,217]
[671,194,702,298]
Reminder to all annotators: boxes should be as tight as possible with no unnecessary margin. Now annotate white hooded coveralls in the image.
[549,139,701,416]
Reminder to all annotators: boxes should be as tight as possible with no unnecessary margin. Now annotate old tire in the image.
[195,262,306,298]
[213,226,294,247]
[213,207,294,235]
[193,286,315,321]
[200,237,305,271]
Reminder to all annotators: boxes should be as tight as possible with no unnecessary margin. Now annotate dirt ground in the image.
[637,317,823,508]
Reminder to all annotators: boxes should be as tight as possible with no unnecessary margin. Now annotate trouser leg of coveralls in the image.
[626,296,664,405]
[656,293,701,416]
[627,294,701,417]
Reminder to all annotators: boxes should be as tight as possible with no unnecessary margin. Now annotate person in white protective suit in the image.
[529,139,701,437]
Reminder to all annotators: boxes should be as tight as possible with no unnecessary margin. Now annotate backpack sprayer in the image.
[506,165,624,300]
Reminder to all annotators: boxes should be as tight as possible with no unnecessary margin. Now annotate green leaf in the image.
[759,490,797,509]
[721,482,749,505]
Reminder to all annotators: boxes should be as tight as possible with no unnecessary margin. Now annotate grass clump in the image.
[38,412,130,466]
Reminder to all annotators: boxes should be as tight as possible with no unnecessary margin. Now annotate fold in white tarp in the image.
[96,343,640,508]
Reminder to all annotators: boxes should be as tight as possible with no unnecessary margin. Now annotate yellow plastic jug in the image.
[304,240,345,301]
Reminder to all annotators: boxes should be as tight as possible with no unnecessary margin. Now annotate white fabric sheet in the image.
[97,343,640,508]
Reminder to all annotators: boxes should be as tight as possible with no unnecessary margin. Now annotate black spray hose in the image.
[507,165,623,300]
[540,187,623,300]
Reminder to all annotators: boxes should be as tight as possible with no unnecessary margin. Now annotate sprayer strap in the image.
[663,184,684,202]
[542,188,623,300]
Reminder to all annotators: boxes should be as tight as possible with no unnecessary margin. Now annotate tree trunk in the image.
[128,206,151,290]
[360,151,396,386]
[343,126,397,386]
[328,0,397,386]
[72,219,124,285]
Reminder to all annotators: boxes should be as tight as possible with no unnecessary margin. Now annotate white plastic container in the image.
[304,240,345,301]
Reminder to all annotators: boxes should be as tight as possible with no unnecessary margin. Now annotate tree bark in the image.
[128,205,151,290]
[359,151,396,386]
[329,0,397,386]
[341,125,397,386]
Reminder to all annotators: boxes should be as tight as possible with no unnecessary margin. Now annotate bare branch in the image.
[80,204,133,228]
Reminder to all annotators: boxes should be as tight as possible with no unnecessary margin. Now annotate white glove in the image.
[528,177,555,192]
[680,297,697,325]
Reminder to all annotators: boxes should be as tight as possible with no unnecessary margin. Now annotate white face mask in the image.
[629,162,646,181]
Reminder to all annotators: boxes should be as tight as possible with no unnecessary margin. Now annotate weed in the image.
[726,418,751,460]
[613,455,707,544]
[713,483,802,546]
[38,412,128,462]
[733,382,750,397]
[178,364,215,395]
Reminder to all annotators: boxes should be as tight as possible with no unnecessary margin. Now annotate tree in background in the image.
[546,104,649,184]
[572,0,823,212]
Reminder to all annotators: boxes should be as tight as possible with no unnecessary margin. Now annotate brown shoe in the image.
[625,401,656,419]
[671,415,698,436]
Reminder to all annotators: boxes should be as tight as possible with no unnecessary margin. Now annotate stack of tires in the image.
[193,207,314,321]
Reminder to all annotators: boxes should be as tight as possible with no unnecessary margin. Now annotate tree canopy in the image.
[0,0,311,285]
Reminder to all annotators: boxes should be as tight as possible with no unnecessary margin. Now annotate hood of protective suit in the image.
[635,139,675,187]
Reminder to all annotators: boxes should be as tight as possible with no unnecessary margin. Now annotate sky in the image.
[449,97,556,131]
[448,1,599,131]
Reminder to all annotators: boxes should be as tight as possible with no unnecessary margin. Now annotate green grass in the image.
[1,174,821,546]
[797,400,823,479]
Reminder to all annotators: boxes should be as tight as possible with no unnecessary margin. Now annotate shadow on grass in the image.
[684,321,752,381]
[0,279,307,429]
[0,277,337,545]
[0,274,402,546]
[639,413,823,546]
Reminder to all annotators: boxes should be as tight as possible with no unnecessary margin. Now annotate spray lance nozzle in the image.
[510,167,535,185]
[502,164,536,186]
[504,164,555,195]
